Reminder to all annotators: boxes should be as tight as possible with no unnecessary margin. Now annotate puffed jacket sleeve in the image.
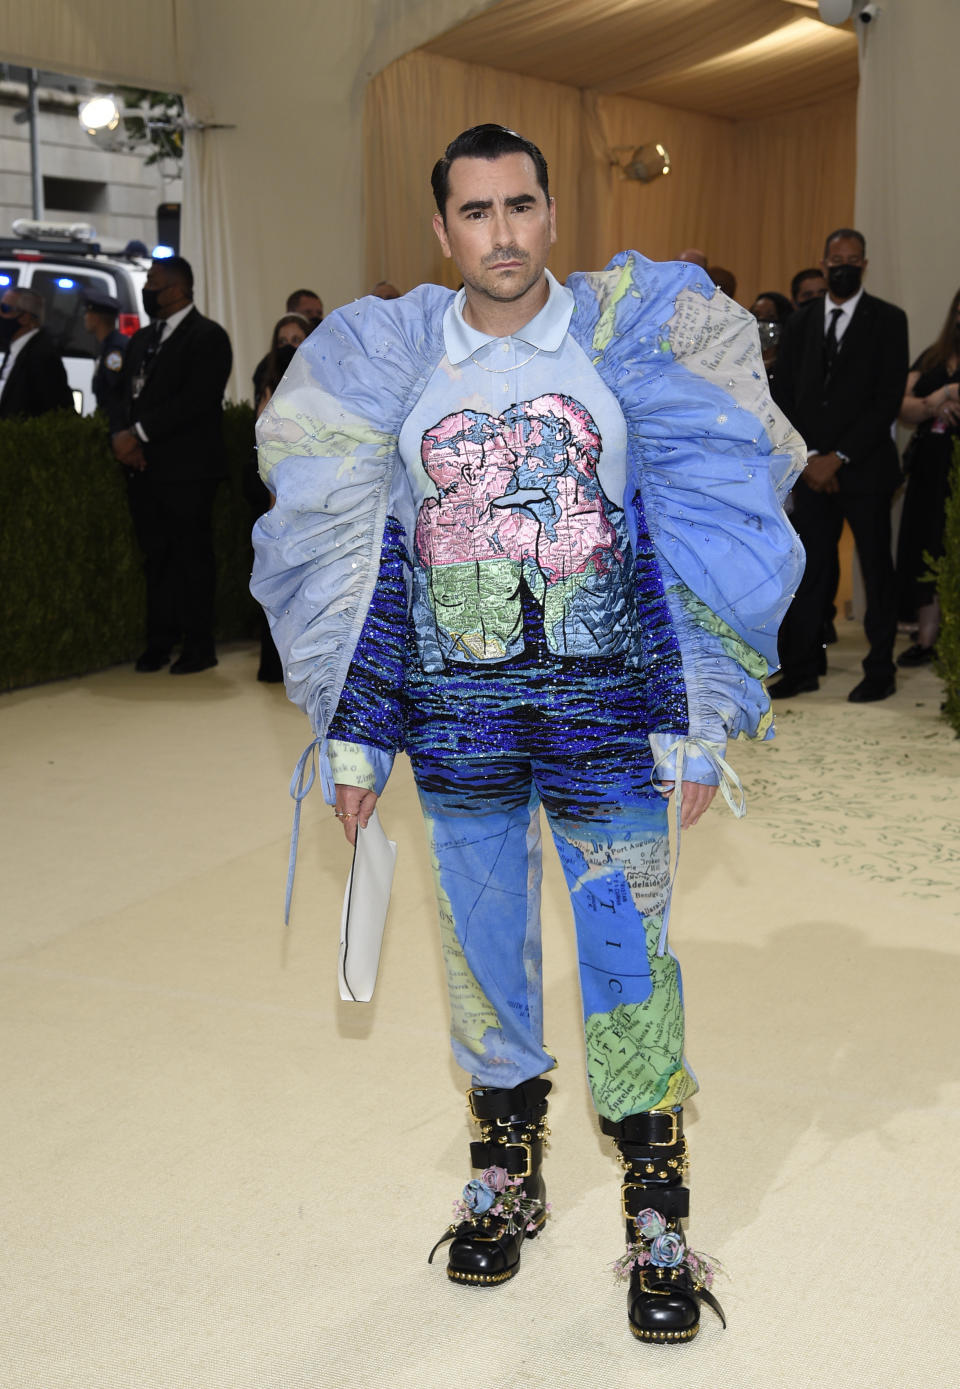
[570,253,805,792]
[250,288,448,801]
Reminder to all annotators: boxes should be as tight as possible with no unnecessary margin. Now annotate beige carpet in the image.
[3,629,959,1389]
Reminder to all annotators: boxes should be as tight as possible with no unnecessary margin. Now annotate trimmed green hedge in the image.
[932,440,960,735]
[0,404,260,691]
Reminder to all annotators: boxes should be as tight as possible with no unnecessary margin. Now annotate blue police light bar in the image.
[57,277,76,289]
[0,273,11,286]
[152,244,175,259]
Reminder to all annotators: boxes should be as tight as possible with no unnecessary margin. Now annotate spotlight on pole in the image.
[78,94,121,134]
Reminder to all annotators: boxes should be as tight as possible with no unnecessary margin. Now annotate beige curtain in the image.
[734,94,857,304]
[0,0,186,89]
[577,90,739,274]
[365,50,855,310]
[856,0,960,356]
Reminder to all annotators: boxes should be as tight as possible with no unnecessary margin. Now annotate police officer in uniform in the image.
[84,289,128,430]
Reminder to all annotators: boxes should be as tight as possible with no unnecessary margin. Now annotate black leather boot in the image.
[428,1077,551,1286]
[600,1108,726,1343]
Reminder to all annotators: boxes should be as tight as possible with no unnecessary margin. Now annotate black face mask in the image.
[0,315,20,347]
[141,287,164,319]
[827,263,863,299]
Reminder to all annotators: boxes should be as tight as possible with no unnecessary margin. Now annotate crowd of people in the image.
[682,236,957,696]
[1,229,955,689]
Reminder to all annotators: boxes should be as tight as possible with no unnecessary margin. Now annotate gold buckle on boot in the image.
[646,1111,680,1147]
[621,1182,649,1221]
[501,1140,533,1177]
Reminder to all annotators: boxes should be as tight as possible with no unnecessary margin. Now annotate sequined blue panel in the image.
[405,585,652,821]
[326,515,409,752]
[629,485,689,733]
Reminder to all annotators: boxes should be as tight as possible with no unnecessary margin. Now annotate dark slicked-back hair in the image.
[823,227,866,258]
[155,255,194,296]
[431,124,549,220]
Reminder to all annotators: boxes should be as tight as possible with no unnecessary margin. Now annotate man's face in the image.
[144,263,187,317]
[794,273,826,307]
[821,237,867,279]
[432,153,556,307]
[293,295,323,326]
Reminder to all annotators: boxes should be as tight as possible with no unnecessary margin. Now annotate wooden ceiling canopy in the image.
[423,0,858,120]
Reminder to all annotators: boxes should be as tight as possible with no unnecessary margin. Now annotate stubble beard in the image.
[467,247,546,305]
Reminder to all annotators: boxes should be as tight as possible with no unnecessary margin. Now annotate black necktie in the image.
[142,320,163,372]
[824,307,843,373]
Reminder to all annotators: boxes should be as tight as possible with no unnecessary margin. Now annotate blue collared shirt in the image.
[442,268,574,364]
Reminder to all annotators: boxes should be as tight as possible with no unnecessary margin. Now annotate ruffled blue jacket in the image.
[251,252,804,798]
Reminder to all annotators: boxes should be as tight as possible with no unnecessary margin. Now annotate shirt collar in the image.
[6,327,39,361]
[443,268,573,364]
[159,303,194,339]
[824,285,864,328]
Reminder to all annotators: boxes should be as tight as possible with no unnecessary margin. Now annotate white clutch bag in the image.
[338,808,397,1002]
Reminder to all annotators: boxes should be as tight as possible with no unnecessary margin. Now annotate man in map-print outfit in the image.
[251,125,804,1344]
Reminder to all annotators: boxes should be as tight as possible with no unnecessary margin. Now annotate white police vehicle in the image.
[0,219,149,415]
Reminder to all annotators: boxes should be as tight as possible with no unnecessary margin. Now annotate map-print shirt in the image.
[397,270,635,671]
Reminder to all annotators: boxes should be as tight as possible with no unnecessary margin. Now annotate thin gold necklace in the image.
[469,344,541,373]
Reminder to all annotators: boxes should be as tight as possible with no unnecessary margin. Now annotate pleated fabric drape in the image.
[364,50,856,309]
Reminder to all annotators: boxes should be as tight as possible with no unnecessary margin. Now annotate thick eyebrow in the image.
[455,193,538,215]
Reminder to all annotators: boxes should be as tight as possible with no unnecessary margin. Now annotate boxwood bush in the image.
[0,404,260,691]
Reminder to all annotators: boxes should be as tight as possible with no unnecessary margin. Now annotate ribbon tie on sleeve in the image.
[284,736,324,925]
[650,737,746,957]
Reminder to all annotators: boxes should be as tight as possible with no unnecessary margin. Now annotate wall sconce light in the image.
[612,143,672,182]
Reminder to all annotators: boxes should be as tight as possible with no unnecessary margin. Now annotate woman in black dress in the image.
[896,288,960,665]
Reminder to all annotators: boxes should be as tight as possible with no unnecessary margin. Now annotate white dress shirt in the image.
[823,285,864,345]
[133,304,194,441]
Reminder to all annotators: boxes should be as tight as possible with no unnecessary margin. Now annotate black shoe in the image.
[848,676,895,703]
[897,643,935,668]
[256,666,284,684]
[601,1108,726,1344]
[428,1079,551,1287]
[134,648,170,672]
[169,652,218,675]
[769,674,819,699]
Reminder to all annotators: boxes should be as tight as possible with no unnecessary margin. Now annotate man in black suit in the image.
[0,287,74,419]
[770,228,908,703]
[112,256,233,674]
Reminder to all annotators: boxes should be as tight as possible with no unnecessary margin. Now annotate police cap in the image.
[84,288,120,314]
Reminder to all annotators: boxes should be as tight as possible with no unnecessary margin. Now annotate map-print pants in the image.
[408,746,699,1123]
